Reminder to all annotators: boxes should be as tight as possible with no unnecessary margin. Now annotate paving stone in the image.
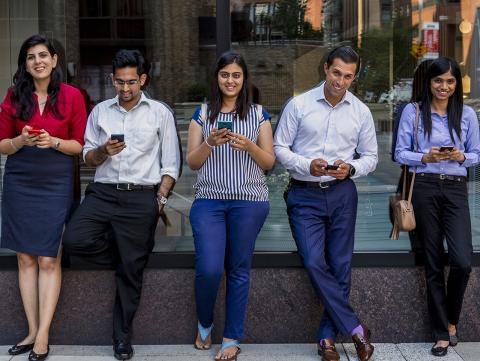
[343,343,406,361]
[49,345,111,356]
[452,342,480,361]
[4,343,480,360]
[397,343,462,361]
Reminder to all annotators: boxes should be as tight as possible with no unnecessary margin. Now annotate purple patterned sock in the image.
[351,324,364,337]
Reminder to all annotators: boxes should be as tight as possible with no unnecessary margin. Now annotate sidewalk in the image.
[1,343,479,361]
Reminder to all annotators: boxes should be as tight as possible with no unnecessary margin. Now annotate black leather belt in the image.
[418,173,466,182]
[290,178,345,189]
[104,183,157,191]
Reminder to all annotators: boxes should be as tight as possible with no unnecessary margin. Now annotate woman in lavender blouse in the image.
[395,57,480,357]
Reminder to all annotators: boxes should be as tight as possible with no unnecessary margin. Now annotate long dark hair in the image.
[420,57,463,142]
[11,34,63,121]
[410,59,432,102]
[208,51,251,123]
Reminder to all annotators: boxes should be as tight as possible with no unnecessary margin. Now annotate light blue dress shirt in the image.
[394,103,480,176]
[273,83,378,181]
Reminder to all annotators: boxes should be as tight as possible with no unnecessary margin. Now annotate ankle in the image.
[34,333,49,346]
[21,334,37,345]
[448,324,457,334]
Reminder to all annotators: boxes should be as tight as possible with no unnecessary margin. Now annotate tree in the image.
[271,0,321,40]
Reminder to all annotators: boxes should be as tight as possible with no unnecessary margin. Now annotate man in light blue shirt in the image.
[274,46,378,361]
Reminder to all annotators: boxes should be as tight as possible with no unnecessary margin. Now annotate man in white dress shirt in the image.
[274,46,378,361]
[63,49,180,360]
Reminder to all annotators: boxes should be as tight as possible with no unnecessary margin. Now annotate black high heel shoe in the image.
[8,343,34,355]
[28,345,49,361]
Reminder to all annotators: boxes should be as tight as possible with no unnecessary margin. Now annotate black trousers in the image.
[63,182,159,342]
[412,177,472,341]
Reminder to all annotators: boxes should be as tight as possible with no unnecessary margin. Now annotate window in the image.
[1,0,480,258]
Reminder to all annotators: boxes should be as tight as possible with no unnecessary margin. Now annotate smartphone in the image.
[439,146,454,152]
[217,120,233,130]
[111,134,125,142]
[28,129,43,136]
[325,164,339,170]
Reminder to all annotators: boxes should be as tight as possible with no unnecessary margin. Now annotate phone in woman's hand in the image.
[28,129,42,136]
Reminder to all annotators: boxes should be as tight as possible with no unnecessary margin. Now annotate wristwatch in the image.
[157,194,168,205]
[347,163,356,177]
[54,138,61,149]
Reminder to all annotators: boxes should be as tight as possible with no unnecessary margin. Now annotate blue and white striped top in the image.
[192,104,270,201]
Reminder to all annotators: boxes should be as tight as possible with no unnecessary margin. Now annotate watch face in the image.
[159,196,168,205]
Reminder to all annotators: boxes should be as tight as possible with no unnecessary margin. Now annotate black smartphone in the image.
[217,120,233,130]
[111,134,125,142]
[325,164,339,170]
[439,146,454,152]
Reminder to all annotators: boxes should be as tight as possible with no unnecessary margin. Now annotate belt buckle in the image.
[116,183,132,191]
[439,174,446,180]
[318,181,330,189]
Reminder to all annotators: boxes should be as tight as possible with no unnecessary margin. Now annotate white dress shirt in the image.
[274,83,378,181]
[83,92,180,184]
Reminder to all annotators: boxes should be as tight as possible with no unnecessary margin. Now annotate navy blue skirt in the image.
[1,146,74,257]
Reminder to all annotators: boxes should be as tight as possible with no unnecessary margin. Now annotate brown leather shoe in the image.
[351,325,374,361]
[317,338,340,361]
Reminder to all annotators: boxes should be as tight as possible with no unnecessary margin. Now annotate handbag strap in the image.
[406,103,420,202]
[400,165,407,199]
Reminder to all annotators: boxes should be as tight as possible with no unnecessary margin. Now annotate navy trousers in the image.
[286,179,360,341]
[190,199,269,340]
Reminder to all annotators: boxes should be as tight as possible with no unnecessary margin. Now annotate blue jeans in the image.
[286,179,360,341]
[190,199,269,340]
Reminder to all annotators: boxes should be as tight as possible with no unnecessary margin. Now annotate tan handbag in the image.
[389,103,419,240]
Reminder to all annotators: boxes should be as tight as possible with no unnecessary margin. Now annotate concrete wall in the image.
[1,267,479,344]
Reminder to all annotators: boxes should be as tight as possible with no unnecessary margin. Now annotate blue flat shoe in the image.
[194,321,213,350]
[215,339,241,361]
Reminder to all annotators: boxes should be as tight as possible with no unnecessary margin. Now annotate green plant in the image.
[186,83,207,102]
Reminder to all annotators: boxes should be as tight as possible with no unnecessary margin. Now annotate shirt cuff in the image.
[83,147,94,163]
[302,157,313,176]
[409,152,425,166]
[461,153,475,168]
[160,168,179,181]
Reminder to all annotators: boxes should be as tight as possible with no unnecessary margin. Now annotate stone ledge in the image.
[0,268,479,344]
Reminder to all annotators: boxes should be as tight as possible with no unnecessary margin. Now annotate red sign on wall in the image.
[422,22,439,59]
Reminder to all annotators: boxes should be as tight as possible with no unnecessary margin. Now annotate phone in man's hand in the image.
[439,146,454,152]
[325,164,339,170]
[111,134,125,142]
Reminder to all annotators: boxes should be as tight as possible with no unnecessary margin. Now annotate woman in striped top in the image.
[187,51,275,361]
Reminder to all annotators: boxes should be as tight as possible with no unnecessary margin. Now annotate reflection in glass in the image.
[1,0,480,255]
[230,0,480,252]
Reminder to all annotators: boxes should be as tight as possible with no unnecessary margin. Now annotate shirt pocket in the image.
[133,125,158,152]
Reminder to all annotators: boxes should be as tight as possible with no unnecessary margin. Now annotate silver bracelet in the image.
[205,138,215,148]
[9,138,19,151]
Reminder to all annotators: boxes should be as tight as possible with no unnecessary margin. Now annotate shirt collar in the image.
[109,91,150,110]
[316,82,352,106]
